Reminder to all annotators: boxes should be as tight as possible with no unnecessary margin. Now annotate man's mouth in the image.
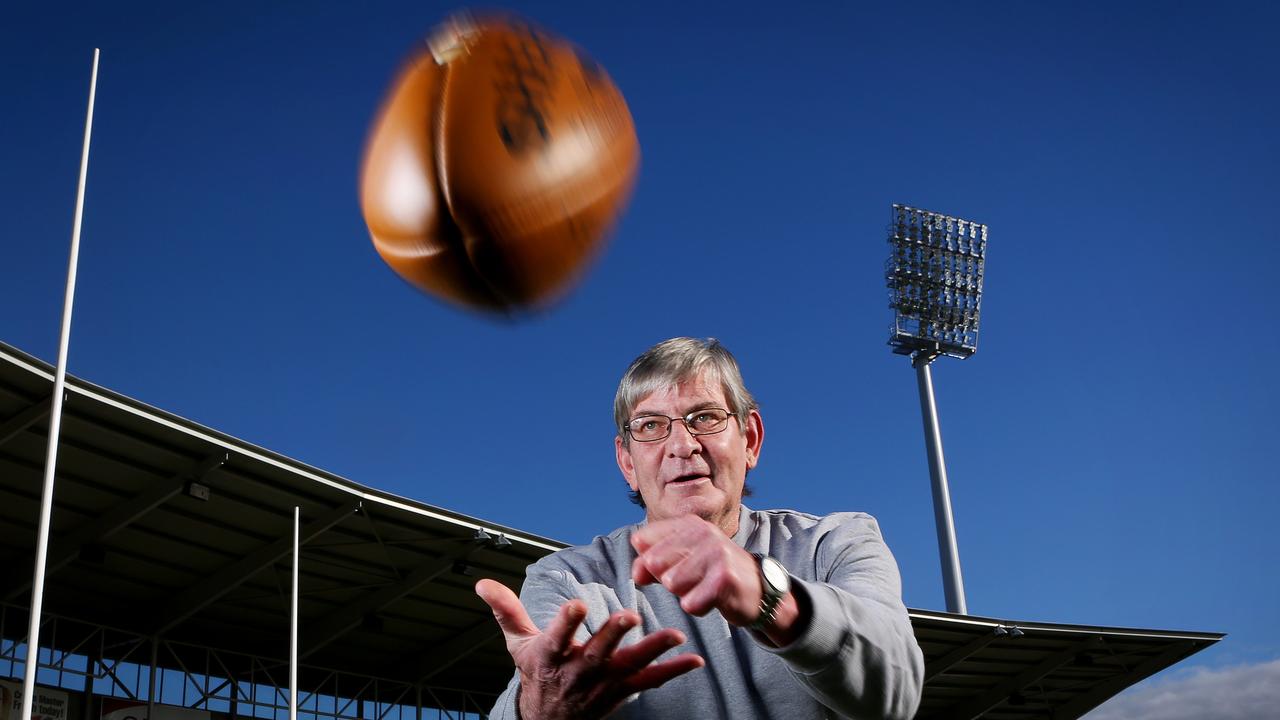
[667,473,709,485]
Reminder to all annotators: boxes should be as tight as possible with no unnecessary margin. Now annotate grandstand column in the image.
[147,637,159,720]
[81,647,97,720]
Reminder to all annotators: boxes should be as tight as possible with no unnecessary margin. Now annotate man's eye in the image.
[690,410,727,430]
[632,418,665,434]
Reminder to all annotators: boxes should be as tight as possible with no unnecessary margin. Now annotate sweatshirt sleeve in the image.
[758,514,924,720]
[487,561,578,720]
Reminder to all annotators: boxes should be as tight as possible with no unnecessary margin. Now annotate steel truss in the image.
[0,604,497,720]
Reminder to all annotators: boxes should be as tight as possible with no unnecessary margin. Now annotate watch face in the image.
[762,557,789,591]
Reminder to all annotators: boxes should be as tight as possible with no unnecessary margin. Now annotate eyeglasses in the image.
[624,407,734,443]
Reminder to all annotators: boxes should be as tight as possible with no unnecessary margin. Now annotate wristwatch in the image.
[750,553,790,630]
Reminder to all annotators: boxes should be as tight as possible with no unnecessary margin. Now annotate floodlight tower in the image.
[885,204,987,615]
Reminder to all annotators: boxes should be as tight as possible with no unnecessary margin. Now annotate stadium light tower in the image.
[885,204,988,615]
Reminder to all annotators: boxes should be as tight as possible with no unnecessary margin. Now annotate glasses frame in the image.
[624,407,736,443]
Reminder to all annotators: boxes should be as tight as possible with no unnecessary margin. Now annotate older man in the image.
[477,338,923,719]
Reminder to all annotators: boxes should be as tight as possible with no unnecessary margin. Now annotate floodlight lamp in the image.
[885,204,988,360]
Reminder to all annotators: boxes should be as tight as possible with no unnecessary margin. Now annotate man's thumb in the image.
[475,579,540,637]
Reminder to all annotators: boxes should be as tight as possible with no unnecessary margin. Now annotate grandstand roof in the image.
[910,609,1220,719]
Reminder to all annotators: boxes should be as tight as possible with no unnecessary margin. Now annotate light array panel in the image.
[886,204,987,358]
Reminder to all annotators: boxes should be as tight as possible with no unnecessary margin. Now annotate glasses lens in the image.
[629,416,671,442]
[687,408,730,434]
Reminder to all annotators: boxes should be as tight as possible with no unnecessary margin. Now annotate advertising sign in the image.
[0,680,69,720]
[100,699,209,720]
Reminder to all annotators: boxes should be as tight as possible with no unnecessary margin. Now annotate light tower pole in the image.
[885,204,987,615]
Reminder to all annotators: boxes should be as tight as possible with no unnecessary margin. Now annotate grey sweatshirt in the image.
[489,506,924,719]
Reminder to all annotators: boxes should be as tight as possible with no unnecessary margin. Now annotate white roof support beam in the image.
[407,619,502,684]
[926,636,1103,720]
[149,500,361,636]
[4,452,227,601]
[300,540,477,659]
[0,396,52,448]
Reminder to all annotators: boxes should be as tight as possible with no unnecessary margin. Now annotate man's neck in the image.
[646,507,741,536]
[717,509,741,537]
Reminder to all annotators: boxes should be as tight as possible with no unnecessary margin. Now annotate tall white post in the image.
[290,506,300,720]
[21,48,100,720]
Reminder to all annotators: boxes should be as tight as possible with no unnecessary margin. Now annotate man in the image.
[477,338,923,719]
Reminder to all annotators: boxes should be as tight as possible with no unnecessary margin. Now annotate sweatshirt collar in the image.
[731,504,755,547]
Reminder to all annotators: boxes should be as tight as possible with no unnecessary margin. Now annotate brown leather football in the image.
[360,13,640,311]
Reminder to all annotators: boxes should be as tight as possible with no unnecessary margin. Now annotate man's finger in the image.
[631,517,684,552]
[632,555,661,585]
[654,549,709,598]
[674,560,742,617]
[542,598,588,657]
[623,653,706,693]
[611,628,688,673]
[581,610,639,664]
[633,535,694,586]
[475,579,539,638]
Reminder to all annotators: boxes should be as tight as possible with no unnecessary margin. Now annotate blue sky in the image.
[2,1,1277,713]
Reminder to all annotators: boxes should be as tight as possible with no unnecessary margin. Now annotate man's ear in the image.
[744,409,764,470]
[615,435,639,492]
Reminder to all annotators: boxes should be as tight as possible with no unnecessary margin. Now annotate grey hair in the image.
[614,337,758,444]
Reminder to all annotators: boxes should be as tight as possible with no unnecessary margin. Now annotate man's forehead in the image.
[633,372,726,412]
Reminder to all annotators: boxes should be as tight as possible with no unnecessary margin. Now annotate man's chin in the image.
[655,491,724,522]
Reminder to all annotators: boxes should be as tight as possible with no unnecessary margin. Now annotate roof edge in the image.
[0,339,569,554]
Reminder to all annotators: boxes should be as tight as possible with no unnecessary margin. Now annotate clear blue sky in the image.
[3,1,1277,714]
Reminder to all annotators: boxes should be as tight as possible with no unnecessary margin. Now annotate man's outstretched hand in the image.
[475,579,705,720]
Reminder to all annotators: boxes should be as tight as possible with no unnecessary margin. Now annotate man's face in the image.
[614,371,763,536]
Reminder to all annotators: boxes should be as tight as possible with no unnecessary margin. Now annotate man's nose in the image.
[666,419,701,456]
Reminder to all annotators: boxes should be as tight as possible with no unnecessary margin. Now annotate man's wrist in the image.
[516,678,543,720]
[761,586,809,647]
[515,681,528,720]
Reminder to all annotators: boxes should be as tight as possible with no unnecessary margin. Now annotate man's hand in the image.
[631,515,805,644]
[475,579,704,720]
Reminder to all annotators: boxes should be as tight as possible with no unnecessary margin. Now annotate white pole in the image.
[21,47,100,720]
[290,506,300,720]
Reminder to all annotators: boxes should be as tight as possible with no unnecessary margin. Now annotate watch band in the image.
[750,552,789,631]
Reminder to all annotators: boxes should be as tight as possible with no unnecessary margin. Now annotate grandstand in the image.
[0,340,1220,719]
